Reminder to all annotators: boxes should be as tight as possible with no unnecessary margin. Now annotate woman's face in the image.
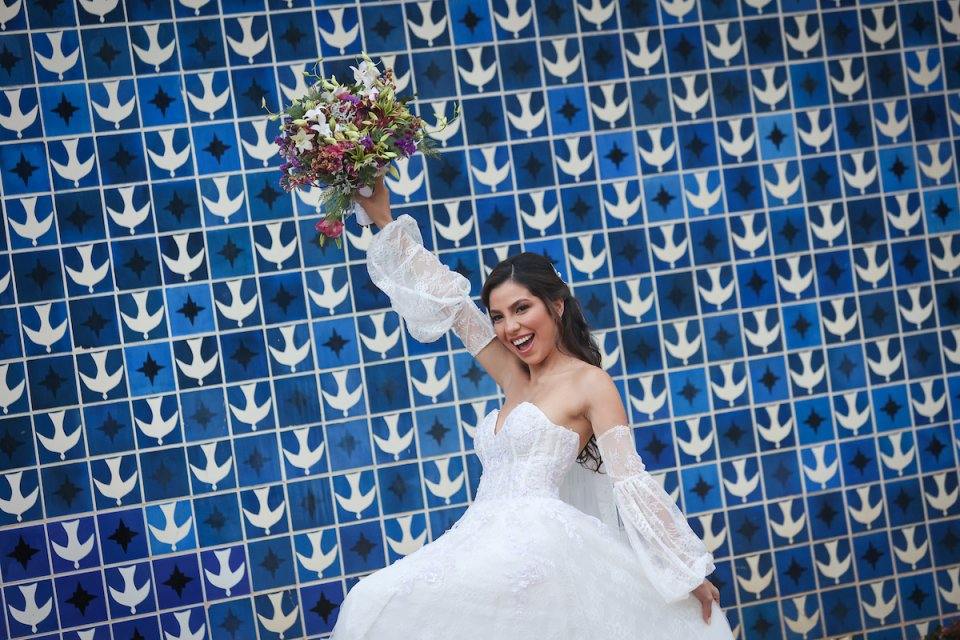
[487,280,563,362]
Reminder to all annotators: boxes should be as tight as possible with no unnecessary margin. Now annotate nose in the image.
[506,316,522,335]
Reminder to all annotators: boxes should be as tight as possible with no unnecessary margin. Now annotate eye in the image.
[516,304,527,312]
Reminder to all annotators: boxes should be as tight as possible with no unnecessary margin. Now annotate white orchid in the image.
[311,120,332,137]
[351,60,379,88]
[304,105,325,121]
[290,127,314,152]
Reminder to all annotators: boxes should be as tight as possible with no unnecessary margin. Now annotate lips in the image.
[513,334,534,354]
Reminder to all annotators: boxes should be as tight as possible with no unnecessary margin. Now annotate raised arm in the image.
[357,182,525,391]
[585,371,716,605]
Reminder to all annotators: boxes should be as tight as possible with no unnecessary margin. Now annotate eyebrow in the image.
[488,298,529,314]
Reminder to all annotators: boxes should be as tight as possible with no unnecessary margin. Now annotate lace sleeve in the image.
[366,214,496,357]
[597,425,715,603]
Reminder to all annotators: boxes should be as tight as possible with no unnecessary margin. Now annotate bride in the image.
[329,179,735,639]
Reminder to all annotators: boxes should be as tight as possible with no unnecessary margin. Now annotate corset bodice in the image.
[473,402,582,501]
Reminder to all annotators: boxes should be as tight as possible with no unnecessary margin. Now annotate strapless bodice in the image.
[472,402,582,501]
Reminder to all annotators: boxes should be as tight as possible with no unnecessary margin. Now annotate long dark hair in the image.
[480,252,603,472]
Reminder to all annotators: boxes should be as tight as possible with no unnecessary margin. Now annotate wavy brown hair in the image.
[480,252,603,472]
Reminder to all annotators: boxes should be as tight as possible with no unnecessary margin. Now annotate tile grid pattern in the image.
[0,0,958,638]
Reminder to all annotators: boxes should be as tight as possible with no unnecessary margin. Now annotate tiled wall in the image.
[0,0,958,638]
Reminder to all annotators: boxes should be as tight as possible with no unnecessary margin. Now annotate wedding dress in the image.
[330,215,735,639]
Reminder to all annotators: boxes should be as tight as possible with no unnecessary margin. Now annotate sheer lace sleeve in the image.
[366,214,496,357]
[597,425,715,603]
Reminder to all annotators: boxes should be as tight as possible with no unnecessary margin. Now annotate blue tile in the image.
[0,2,951,635]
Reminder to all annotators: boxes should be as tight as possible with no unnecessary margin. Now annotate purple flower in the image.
[360,135,374,150]
[396,135,416,156]
[340,93,361,105]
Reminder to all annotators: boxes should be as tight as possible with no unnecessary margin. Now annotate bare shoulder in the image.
[578,366,629,433]
[580,365,617,394]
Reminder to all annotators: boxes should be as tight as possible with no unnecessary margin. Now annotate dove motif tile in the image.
[0,0,956,637]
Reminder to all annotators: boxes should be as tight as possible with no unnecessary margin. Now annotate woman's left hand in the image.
[691,579,721,623]
[353,175,392,229]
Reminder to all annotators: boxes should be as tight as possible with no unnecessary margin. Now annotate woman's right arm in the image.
[356,180,526,392]
[584,371,716,605]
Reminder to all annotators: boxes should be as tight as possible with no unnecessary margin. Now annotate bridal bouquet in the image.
[266,53,458,247]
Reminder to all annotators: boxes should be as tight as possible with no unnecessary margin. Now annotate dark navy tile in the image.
[152,553,203,609]
[177,19,226,70]
[0,523,48,580]
[138,449,189,502]
[82,27,133,79]
[193,493,243,547]
[0,33,36,86]
[55,570,108,627]
[247,536,296,590]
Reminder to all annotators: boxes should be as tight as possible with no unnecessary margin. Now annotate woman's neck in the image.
[526,348,579,385]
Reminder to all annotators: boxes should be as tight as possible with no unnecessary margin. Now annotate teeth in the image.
[512,335,533,346]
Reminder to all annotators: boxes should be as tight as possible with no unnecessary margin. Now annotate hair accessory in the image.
[552,265,564,283]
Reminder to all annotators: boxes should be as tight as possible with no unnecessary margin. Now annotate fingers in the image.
[356,175,386,202]
[701,600,711,624]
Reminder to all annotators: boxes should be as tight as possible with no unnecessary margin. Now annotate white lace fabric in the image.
[597,425,716,603]
[356,213,726,629]
[365,214,496,356]
[331,405,735,639]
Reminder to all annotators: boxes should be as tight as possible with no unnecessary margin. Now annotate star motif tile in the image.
[0,0,954,637]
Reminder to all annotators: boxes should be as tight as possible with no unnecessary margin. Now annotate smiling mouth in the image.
[512,333,534,354]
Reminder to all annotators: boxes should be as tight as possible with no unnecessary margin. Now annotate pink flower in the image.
[315,218,344,239]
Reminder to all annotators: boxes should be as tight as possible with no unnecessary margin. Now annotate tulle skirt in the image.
[330,496,735,640]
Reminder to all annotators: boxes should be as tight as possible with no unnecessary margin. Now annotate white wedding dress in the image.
[330,215,735,639]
